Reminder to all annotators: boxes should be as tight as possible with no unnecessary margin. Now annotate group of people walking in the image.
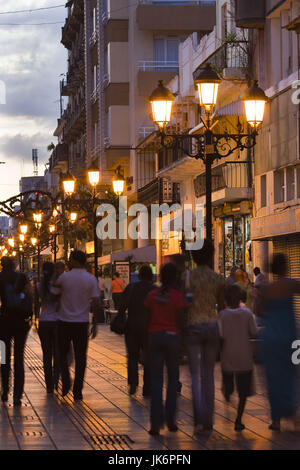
[0,241,299,437]
[120,240,300,435]
[0,250,99,404]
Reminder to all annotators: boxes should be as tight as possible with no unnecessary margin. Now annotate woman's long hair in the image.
[40,261,55,300]
[160,263,178,294]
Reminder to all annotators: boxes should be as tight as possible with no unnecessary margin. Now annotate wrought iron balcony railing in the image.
[199,40,250,76]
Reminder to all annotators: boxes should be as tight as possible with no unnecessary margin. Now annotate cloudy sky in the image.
[0,1,67,201]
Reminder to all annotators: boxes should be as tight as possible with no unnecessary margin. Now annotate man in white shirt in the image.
[53,250,100,400]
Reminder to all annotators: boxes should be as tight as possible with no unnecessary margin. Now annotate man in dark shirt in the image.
[0,257,32,405]
[119,265,155,396]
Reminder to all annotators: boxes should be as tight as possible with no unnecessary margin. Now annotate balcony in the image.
[61,0,84,50]
[194,162,253,205]
[138,60,179,95]
[62,98,86,140]
[196,41,250,79]
[61,48,85,96]
[235,0,265,29]
[49,143,68,174]
[136,1,216,34]
[138,177,181,206]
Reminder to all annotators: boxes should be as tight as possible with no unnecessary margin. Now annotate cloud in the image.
[0,0,68,201]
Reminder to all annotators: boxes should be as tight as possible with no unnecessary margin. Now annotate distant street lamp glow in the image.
[70,212,78,223]
[20,224,28,235]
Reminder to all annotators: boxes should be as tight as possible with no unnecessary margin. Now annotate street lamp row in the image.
[149,63,268,264]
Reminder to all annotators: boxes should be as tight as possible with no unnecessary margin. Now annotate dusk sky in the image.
[0,1,67,202]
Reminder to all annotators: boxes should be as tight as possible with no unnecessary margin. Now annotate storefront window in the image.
[223,215,251,278]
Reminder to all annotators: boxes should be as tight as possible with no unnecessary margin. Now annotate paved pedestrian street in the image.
[0,325,299,451]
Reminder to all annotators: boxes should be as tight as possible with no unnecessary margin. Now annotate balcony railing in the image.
[90,85,100,104]
[138,60,179,72]
[89,30,98,47]
[198,41,250,76]
[194,162,250,197]
[102,73,109,88]
[138,177,181,206]
[104,136,111,148]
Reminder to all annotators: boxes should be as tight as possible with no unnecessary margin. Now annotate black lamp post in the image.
[149,65,267,266]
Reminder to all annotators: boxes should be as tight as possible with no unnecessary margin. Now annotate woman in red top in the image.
[145,263,185,435]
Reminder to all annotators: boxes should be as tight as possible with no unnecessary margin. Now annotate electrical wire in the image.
[0,5,65,15]
[0,22,64,26]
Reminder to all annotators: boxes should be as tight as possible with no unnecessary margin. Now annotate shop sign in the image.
[251,209,297,240]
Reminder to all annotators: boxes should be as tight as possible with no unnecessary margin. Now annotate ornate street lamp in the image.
[19,234,25,243]
[63,172,76,196]
[149,65,267,266]
[242,80,267,128]
[87,165,101,278]
[88,166,100,188]
[194,63,221,114]
[113,166,125,196]
[149,80,175,129]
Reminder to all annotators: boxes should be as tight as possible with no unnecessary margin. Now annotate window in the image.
[261,174,267,207]
[286,167,295,201]
[274,169,285,204]
[154,38,179,70]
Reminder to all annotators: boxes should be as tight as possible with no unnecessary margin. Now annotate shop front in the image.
[251,208,300,323]
[214,201,252,278]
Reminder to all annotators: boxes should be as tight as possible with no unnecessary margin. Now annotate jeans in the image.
[186,322,220,427]
[149,331,179,429]
[38,321,60,392]
[0,321,30,400]
[125,327,150,393]
[57,321,89,397]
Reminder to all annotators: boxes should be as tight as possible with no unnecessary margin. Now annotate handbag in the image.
[110,312,127,335]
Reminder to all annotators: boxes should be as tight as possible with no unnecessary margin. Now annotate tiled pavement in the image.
[1,324,300,450]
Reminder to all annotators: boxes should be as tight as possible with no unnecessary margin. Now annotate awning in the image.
[111,245,156,263]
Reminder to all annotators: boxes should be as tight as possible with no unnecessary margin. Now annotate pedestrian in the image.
[145,263,185,435]
[37,262,60,394]
[253,267,266,287]
[52,250,100,401]
[0,257,32,406]
[226,266,239,286]
[186,240,225,434]
[119,265,155,397]
[111,272,125,310]
[260,253,300,431]
[97,270,108,323]
[253,267,267,325]
[234,269,253,310]
[218,284,257,431]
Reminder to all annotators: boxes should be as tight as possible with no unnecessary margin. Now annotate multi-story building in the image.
[50,0,86,179]
[243,0,300,318]
[75,0,216,272]
[137,0,254,276]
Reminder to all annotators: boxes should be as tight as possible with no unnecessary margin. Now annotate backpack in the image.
[3,273,32,322]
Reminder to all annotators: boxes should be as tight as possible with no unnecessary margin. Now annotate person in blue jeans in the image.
[145,263,185,436]
[186,240,225,434]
